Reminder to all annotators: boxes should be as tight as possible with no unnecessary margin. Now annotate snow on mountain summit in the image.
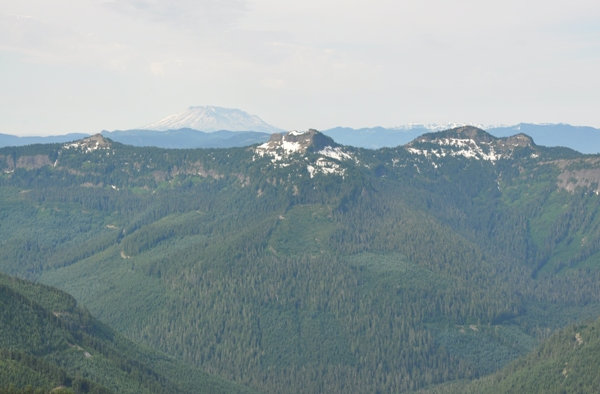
[140,106,283,133]
[254,129,356,178]
[406,126,537,164]
[63,134,112,153]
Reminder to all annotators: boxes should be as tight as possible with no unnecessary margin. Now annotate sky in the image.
[1,0,599,136]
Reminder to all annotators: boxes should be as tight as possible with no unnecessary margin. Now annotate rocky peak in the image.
[256,129,338,155]
[501,133,535,148]
[414,126,496,144]
[254,129,355,178]
[406,126,537,163]
[63,134,112,153]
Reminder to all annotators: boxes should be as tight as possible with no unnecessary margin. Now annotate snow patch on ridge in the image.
[307,158,346,178]
[318,146,354,161]
[255,133,308,160]
[280,140,302,154]
[288,130,308,136]
[407,138,503,162]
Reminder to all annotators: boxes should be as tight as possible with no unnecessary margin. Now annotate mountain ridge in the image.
[323,123,600,153]
[406,126,539,163]
[2,122,600,154]
[2,125,600,392]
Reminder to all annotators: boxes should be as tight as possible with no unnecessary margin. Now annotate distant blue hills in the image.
[324,123,600,154]
[322,126,428,149]
[1,123,599,153]
[0,129,272,149]
[0,133,90,147]
[486,123,600,154]
[102,129,271,148]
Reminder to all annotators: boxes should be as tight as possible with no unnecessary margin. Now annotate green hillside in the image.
[0,272,251,393]
[1,128,600,392]
[424,316,600,393]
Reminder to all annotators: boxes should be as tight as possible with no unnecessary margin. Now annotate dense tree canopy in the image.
[1,129,600,392]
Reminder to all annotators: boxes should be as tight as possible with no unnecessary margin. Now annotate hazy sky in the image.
[1,0,599,135]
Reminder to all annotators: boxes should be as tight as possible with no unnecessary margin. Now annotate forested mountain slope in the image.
[0,272,251,393]
[474,316,600,393]
[424,316,600,393]
[1,127,600,392]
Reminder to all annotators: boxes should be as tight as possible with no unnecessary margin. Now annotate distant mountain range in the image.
[487,123,600,155]
[0,132,90,147]
[323,123,600,154]
[322,126,428,149]
[102,128,271,148]
[1,106,599,153]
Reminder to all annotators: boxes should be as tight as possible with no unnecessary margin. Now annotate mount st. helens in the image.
[102,105,283,149]
[140,106,283,133]
[0,106,283,149]
[1,127,600,393]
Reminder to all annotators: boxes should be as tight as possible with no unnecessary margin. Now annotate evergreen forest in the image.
[1,127,600,392]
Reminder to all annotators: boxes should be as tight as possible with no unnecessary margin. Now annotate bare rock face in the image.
[0,154,53,172]
[555,157,600,194]
[503,133,534,148]
[16,154,53,169]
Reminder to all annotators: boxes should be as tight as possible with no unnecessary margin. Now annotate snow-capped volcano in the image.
[140,106,283,133]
